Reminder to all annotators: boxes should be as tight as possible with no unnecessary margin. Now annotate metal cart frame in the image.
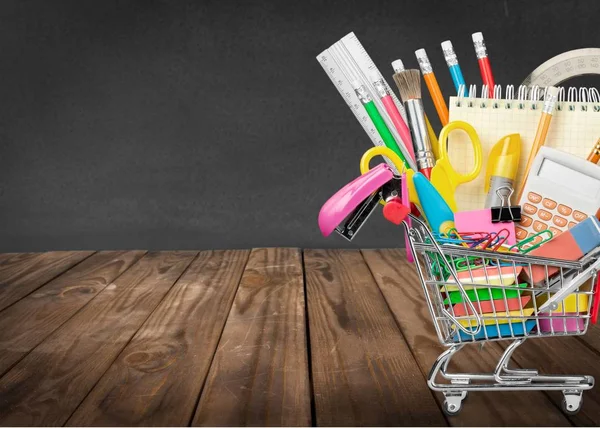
[404,214,599,415]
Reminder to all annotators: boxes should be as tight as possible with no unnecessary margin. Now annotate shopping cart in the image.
[404,214,600,416]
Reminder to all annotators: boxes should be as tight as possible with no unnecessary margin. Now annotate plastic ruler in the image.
[522,48,600,87]
[317,32,417,172]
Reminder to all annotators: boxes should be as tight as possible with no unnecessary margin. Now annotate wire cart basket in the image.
[404,214,600,416]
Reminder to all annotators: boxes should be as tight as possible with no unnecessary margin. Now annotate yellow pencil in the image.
[587,137,600,164]
[516,86,559,201]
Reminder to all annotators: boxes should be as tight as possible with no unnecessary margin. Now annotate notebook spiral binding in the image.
[454,84,600,112]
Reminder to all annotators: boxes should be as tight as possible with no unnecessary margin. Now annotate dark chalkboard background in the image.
[0,0,598,251]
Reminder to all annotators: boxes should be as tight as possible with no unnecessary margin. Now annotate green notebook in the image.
[445,283,529,305]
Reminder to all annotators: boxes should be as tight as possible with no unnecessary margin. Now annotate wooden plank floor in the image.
[0,249,598,426]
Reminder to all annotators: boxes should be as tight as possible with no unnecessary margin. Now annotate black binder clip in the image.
[491,186,521,223]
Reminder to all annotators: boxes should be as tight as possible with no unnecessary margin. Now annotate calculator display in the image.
[538,158,600,198]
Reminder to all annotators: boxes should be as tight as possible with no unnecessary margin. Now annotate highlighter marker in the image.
[351,80,411,171]
[413,172,455,234]
[441,40,467,97]
[484,134,521,208]
[370,72,416,162]
[472,32,495,98]
[415,48,449,126]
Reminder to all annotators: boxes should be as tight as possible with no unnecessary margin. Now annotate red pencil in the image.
[472,32,495,98]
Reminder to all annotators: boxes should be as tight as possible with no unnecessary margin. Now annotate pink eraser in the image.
[527,232,582,283]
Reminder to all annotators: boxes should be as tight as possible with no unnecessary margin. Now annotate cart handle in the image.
[406,214,483,336]
[538,257,600,312]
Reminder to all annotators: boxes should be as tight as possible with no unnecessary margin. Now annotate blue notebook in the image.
[453,320,536,342]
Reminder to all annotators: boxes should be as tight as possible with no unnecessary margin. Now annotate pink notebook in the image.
[455,209,516,246]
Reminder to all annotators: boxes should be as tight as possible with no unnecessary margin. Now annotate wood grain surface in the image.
[305,249,445,427]
[0,250,145,376]
[192,248,311,427]
[67,250,250,426]
[362,249,571,427]
[0,251,196,426]
[0,251,94,311]
[0,248,597,426]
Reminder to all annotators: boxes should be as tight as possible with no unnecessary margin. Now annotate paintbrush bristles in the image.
[393,69,422,102]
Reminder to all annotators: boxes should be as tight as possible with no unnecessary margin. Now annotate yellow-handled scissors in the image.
[359,146,423,213]
[430,121,483,212]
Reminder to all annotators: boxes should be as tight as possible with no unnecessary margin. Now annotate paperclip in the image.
[447,231,490,248]
[509,229,554,254]
[489,228,510,251]
[441,228,470,248]
[454,255,487,272]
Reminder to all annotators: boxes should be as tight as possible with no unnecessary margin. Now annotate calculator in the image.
[516,147,600,241]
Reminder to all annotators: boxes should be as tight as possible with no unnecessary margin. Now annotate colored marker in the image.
[370,72,416,162]
[351,80,411,170]
[484,134,521,208]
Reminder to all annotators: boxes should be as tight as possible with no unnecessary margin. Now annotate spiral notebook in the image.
[448,85,600,212]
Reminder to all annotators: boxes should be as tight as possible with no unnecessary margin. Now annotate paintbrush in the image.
[393,69,436,179]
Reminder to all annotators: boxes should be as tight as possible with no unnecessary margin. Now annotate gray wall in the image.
[0,0,598,251]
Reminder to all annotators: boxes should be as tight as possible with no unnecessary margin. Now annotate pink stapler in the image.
[318,163,409,241]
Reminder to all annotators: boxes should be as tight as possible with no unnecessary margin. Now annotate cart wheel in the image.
[562,395,583,415]
[442,399,462,416]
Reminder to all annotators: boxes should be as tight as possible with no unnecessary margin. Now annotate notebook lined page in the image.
[447,96,600,212]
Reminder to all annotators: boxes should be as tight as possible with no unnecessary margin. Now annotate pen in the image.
[415,48,449,126]
[472,32,495,98]
[369,72,416,162]
[587,138,600,164]
[516,86,559,201]
[392,59,440,161]
[484,134,521,208]
[393,69,436,179]
[351,80,411,171]
[441,40,467,97]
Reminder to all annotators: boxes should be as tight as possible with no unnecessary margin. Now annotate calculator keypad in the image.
[519,192,587,241]
[523,203,537,215]
[558,204,572,216]
[542,198,557,210]
[527,192,542,204]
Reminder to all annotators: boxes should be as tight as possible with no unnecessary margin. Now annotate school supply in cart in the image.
[318,163,394,240]
[351,80,410,169]
[455,208,517,245]
[587,138,600,164]
[472,32,495,98]
[441,40,467,97]
[448,86,600,212]
[525,216,600,283]
[317,33,417,173]
[484,134,521,208]
[394,69,436,179]
[517,147,600,240]
[415,48,449,125]
[391,59,441,161]
[412,172,455,234]
[371,72,416,162]
[430,121,482,212]
[516,86,559,201]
